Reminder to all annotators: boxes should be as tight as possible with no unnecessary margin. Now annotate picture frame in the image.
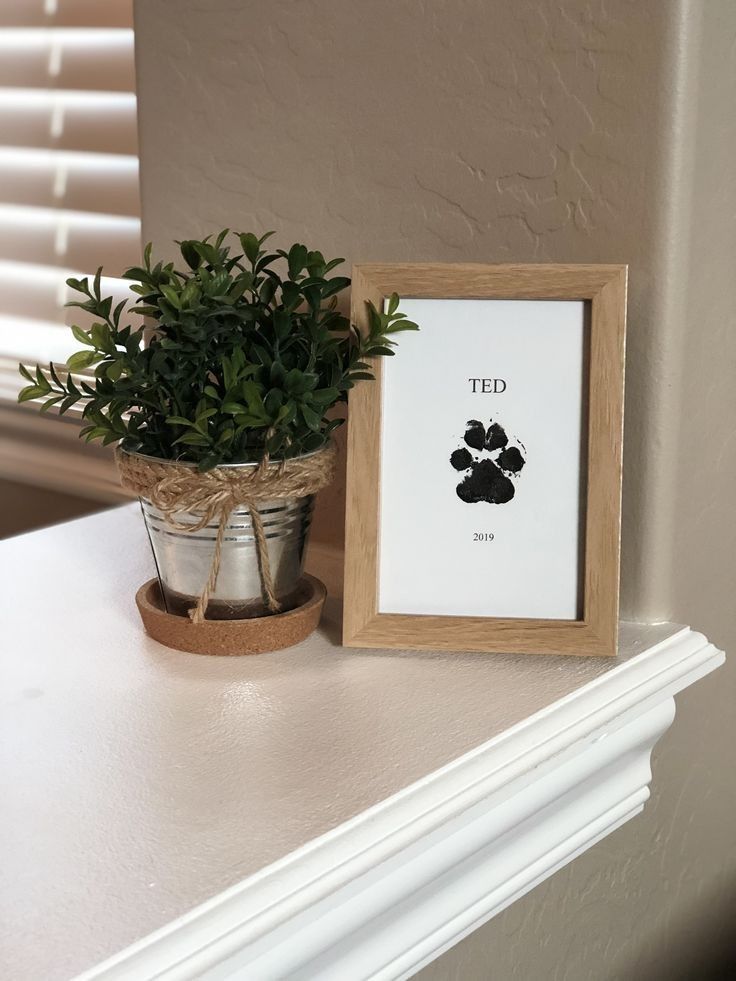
[343,263,627,657]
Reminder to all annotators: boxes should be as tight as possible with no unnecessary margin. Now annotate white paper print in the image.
[378,298,586,620]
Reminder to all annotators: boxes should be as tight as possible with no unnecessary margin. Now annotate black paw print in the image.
[450,419,526,504]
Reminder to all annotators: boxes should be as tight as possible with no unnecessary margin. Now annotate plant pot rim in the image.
[120,444,330,472]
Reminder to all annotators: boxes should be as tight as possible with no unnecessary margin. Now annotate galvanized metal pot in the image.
[136,453,315,620]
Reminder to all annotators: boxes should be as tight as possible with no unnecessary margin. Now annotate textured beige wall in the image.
[133,1,735,977]
[133,0,674,589]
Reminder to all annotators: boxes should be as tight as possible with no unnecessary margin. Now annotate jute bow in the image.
[116,443,337,623]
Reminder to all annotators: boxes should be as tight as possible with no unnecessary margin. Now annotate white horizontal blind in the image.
[0,0,140,402]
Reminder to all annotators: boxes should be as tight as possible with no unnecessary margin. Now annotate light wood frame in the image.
[343,263,627,657]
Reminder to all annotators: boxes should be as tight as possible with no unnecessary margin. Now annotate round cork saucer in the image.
[135,574,327,655]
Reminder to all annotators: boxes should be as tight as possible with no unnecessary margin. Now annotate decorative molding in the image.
[77,627,724,981]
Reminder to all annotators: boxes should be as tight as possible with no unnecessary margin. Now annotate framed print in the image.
[343,263,627,657]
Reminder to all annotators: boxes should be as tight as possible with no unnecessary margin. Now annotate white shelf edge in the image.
[76,626,724,981]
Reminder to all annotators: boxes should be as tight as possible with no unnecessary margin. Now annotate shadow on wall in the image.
[620,879,736,981]
[0,478,108,539]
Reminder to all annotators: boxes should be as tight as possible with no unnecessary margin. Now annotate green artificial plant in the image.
[18,231,417,470]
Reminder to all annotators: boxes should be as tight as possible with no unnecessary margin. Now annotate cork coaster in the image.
[135,575,327,655]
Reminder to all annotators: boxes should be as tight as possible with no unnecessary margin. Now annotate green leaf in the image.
[274,403,291,424]
[273,310,291,340]
[241,379,264,408]
[39,395,64,414]
[284,368,304,393]
[193,414,215,435]
[260,276,277,305]
[113,299,127,326]
[58,394,80,414]
[106,359,125,382]
[18,385,48,402]
[160,285,181,309]
[306,250,325,275]
[264,388,283,414]
[173,431,210,447]
[228,274,252,302]
[122,266,148,283]
[233,413,269,428]
[287,243,308,280]
[252,344,272,368]
[321,276,351,299]
[180,280,201,308]
[311,387,340,405]
[387,292,400,315]
[91,323,109,350]
[280,281,301,309]
[66,350,99,371]
[179,240,201,269]
[80,426,108,442]
[71,324,94,347]
[300,403,322,431]
[239,232,260,264]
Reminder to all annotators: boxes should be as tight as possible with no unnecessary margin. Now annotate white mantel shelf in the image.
[0,506,724,981]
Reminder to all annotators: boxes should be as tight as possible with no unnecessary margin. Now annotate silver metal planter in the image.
[137,455,315,620]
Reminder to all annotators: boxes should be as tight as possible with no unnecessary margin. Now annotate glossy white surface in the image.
[0,507,723,980]
[85,629,721,981]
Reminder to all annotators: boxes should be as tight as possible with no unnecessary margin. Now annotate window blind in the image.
[0,0,140,403]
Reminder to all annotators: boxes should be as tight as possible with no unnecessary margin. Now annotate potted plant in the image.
[18,230,417,643]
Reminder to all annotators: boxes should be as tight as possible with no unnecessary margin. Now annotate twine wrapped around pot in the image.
[116,442,336,623]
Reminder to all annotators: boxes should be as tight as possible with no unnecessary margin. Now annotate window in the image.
[0,0,140,499]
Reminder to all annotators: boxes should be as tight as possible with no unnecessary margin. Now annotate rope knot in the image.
[116,443,337,622]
